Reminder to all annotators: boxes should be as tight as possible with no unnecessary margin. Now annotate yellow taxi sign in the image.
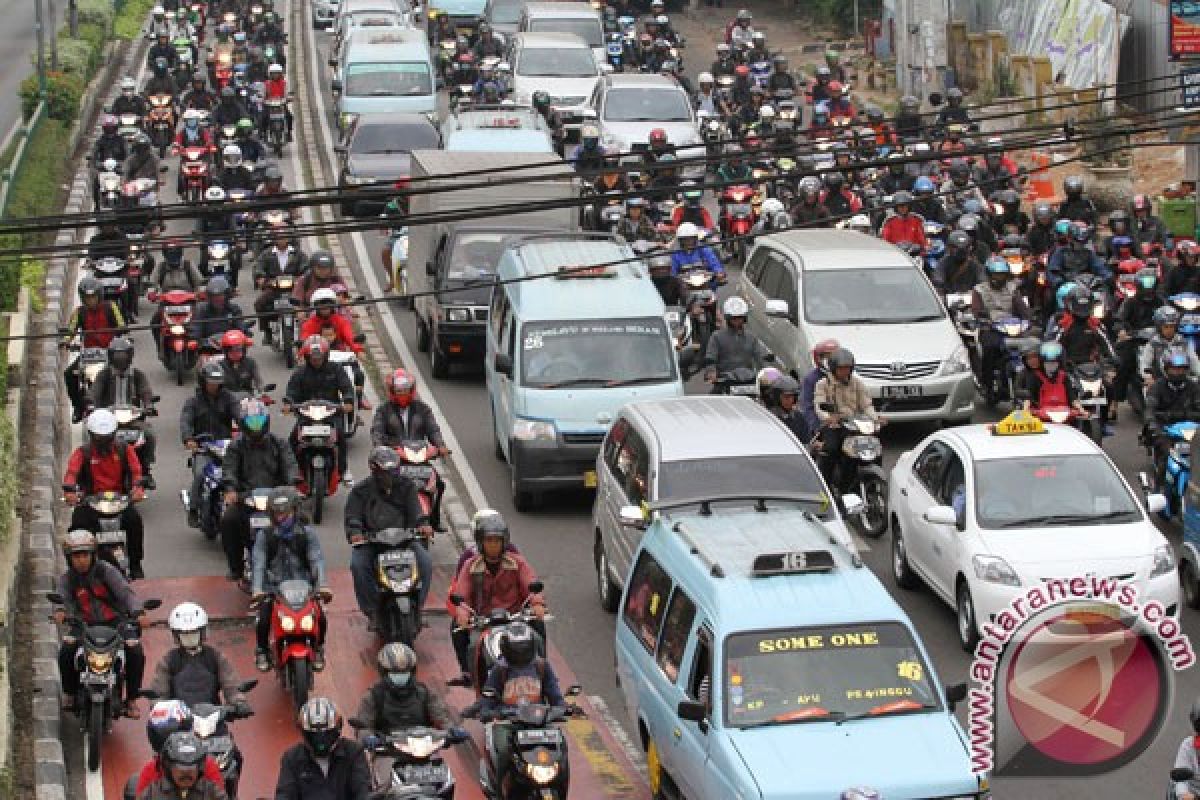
[991,410,1046,436]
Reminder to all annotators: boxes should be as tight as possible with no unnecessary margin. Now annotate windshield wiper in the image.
[537,377,611,389]
[835,703,938,726]
[605,375,673,387]
[889,314,943,323]
[739,710,846,729]
[824,317,880,324]
[994,510,1139,528]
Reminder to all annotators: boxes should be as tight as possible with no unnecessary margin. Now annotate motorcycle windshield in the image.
[278,579,312,609]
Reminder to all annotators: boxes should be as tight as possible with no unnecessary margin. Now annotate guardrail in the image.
[0,100,48,218]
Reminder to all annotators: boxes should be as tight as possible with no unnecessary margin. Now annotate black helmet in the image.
[772,54,787,68]
[298,697,343,757]
[499,621,537,667]
[471,509,510,551]
[1064,175,1084,197]
[207,275,232,297]
[107,336,134,369]
[161,731,206,779]
[774,375,799,398]
[310,250,335,270]
[947,230,970,251]
[828,347,855,372]
[946,87,963,106]
[264,164,284,184]
[949,161,970,181]
[1065,285,1092,318]
[199,362,225,387]
[824,171,844,190]
[893,190,913,207]
[368,445,400,474]
[78,276,103,301]
[1034,203,1054,223]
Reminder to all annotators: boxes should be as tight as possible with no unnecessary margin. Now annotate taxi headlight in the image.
[842,434,881,461]
[940,344,972,375]
[279,613,296,632]
[973,555,1020,587]
[525,763,558,784]
[513,417,556,442]
[1150,544,1175,579]
[446,307,471,322]
[300,614,315,632]
[87,652,113,672]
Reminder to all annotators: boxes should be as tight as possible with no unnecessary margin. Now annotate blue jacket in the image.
[670,245,723,277]
[479,657,565,714]
[252,519,327,595]
[1047,246,1110,284]
[800,367,824,434]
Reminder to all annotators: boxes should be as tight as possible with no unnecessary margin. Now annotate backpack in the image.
[165,645,221,682]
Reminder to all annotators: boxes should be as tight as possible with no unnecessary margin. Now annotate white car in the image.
[508,31,600,111]
[587,72,702,179]
[887,413,1179,651]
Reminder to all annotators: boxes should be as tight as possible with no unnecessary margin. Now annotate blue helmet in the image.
[1039,341,1063,363]
[913,176,934,195]
[1055,281,1077,310]
[985,257,1009,276]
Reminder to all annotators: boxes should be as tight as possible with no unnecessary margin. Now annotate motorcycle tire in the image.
[87,701,104,771]
[396,608,417,647]
[283,321,296,368]
[855,469,890,538]
[288,658,311,711]
[174,351,186,387]
[311,466,326,524]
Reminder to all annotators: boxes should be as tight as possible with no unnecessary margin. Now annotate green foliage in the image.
[21,259,45,313]
[51,37,96,76]
[4,118,70,246]
[0,237,20,315]
[20,71,86,120]
[77,0,116,31]
[801,0,882,34]
[0,405,17,526]
[115,0,155,39]
[78,22,111,64]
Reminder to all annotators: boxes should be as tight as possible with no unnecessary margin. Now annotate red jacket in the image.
[76,304,123,349]
[448,552,539,616]
[299,312,363,353]
[265,77,287,100]
[671,205,714,230]
[881,213,928,251]
[174,127,214,149]
[63,443,143,494]
[135,756,224,797]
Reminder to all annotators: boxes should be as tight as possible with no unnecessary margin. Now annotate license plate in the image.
[728,384,757,396]
[881,385,923,398]
[95,531,125,544]
[378,550,415,565]
[517,728,562,745]
[165,305,191,314]
[250,515,270,528]
[401,763,449,784]
[583,470,597,488]
[302,425,333,437]
[397,465,432,480]
[1081,396,1107,405]
[1184,314,1200,326]
[83,672,114,685]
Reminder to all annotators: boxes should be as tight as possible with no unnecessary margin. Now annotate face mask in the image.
[179,631,202,651]
[306,728,339,757]
[387,671,413,689]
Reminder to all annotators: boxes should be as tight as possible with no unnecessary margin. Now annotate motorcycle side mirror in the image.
[160,165,170,173]
[677,699,706,724]
[566,684,582,697]
[328,57,338,67]
[928,91,944,107]
[945,682,967,712]
[481,688,498,699]
[819,402,836,413]
[150,395,161,404]
[449,593,465,605]
[143,598,163,610]
[331,79,343,93]
[238,679,259,692]
[262,383,277,393]
[353,333,367,344]
[47,591,65,605]
[1173,767,1196,783]
[347,716,367,729]
[333,144,347,153]
[494,353,513,377]
[527,580,544,594]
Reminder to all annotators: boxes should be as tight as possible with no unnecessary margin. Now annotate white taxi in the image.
[887,411,1179,650]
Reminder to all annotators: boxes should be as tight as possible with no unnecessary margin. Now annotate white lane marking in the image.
[85,753,105,800]
[301,16,489,513]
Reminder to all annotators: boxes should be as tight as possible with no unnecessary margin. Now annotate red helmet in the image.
[459,52,475,64]
[300,334,329,362]
[220,329,249,361]
[387,367,416,408]
[648,128,668,147]
[1132,194,1151,212]
[828,80,843,94]
[734,64,750,78]
[811,338,840,366]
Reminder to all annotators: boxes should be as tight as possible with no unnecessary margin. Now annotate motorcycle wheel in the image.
[87,701,104,771]
[395,607,417,646]
[855,470,889,538]
[288,657,312,711]
[311,466,326,524]
[283,322,296,368]
[174,351,186,387]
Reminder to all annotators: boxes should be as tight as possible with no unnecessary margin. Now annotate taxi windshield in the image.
[974,455,1141,529]
[724,623,941,728]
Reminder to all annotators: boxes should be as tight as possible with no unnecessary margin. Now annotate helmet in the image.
[762,197,784,216]
[120,76,136,93]
[1039,341,1063,363]
[222,144,243,168]
[168,602,208,652]
[947,230,970,251]
[264,164,284,185]
[1054,219,1072,237]
[1180,240,1199,262]
[824,171,845,190]
[985,257,1009,278]
[532,90,550,111]
[267,486,298,522]
[722,296,749,318]
[1155,306,1181,329]
[676,221,700,242]
[63,529,98,557]
[893,190,913,208]
[1136,267,1158,292]
[1069,222,1091,243]
[134,132,152,149]
[913,176,934,195]
[146,700,193,754]
[957,214,979,233]
[206,275,231,298]
[998,189,1020,207]
[220,328,249,357]
[759,104,775,121]
[1065,285,1092,317]
[751,30,765,45]
[946,87,963,105]
[581,124,600,147]
[472,508,510,551]
[298,698,343,757]
[900,94,919,112]
[205,186,226,203]
[698,71,713,85]
[311,287,337,310]
[1063,175,1084,196]
[656,13,669,25]
[78,275,103,302]
[368,445,400,475]
[199,361,225,388]
[828,348,855,375]
[106,336,134,371]
[772,54,787,68]
[811,338,840,367]
[648,128,668,148]
[949,161,970,181]
[736,8,752,21]
[1034,203,1054,223]
[310,250,335,271]
[866,105,884,123]
[716,43,731,57]
[162,730,206,773]
[756,366,783,398]
[1107,210,1129,232]
[774,375,799,399]
[386,367,416,407]
[239,397,269,435]
[847,214,872,233]
[268,63,283,77]
[301,334,329,364]
[376,643,418,690]
[1163,348,1191,384]
[499,622,537,667]
[101,114,117,134]
[815,65,831,79]
[220,86,236,101]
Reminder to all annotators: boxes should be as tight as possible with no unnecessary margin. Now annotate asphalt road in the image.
[0,0,61,138]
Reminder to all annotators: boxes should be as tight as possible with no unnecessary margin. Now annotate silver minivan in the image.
[590,395,856,611]
[517,1,605,65]
[737,230,977,424]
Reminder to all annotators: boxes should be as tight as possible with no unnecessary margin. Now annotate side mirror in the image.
[928,91,945,107]
[150,395,162,404]
[819,402,836,413]
[143,598,163,610]
[1147,493,1168,515]
[1173,767,1196,783]
[262,383,277,393]
[449,593,465,605]
[331,79,343,93]
[566,684,582,697]
[764,298,789,318]
[353,332,367,344]
[945,682,967,712]
[677,700,706,723]
[347,716,366,729]
[426,260,436,276]
[47,592,64,605]
[923,506,958,527]
[160,165,170,174]
[333,144,347,153]
[528,580,544,593]
[238,679,259,692]
[840,493,864,516]
[481,687,498,699]
[619,505,647,529]
[494,352,513,376]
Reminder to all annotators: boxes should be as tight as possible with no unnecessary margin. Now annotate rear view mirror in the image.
[347,716,366,729]
[331,79,343,92]
[353,333,367,344]
[143,598,163,610]
[47,592,64,605]
[328,57,338,67]
[923,506,958,527]
[677,700,706,722]
[765,298,789,318]
[528,580,544,593]
[449,593,464,605]
[619,505,646,529]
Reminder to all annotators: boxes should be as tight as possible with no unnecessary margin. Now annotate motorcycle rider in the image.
[1141,306,1200,386]
[473,21,504,58]
[813,348,883,490]
[148,28,180,70]
[971,257,1032,400]
[124,133,162,183]
[790,176,832,228]
[910,175,946,224]
[1048,222,1109,287]
[880,191,927,253]
[370,368,448,525]
[275,698,370,800]
[763,374,810,441]
[1027,203,1057,256]
[1132,193,1171,249]
[993,188,1029,234]
[250,487,331,672]
[935,86,971,129]
[1173,699,1200,800]
[181,363,239,528]
[1057,175,1098,226]
[148,240,203,350]
[291,249,340,306]
[217,329,264,396]
[939,230,983,292]
[448,512,546,681]
[766,55,796,93]
[1166,241,1200,296]
[646,152,681,204]
[703,296,771,388]
[232,118,266,166]
[144,57,178,98]
[181,74,218,114]
[54,529,146,715]
[801,339,840,435]
[113,76,151,117]
[61,277,128,423]
[710,42,736,78]
[214,143,255,192]
[820,171,862,218]
[285,335,355,484]
[136,731,226,800]
[148,602,249,712]
[220,398,299,586]
[212,86,250,128]
[88,336,158,488]
[726,9,754,47]
[1111,268,1163,406]
[752,197,791,234]
[895,94,923,140]
[92,115,129,207]
[670,181,714,230]
[298,288,369,409]
[190,276,251,341]
[618,197,657,242]
[878,153,913,195]
[672,221,723,275]
[1146,348,1200,488]
[570,125,607,178]
[253,228,305,342]
[717,142,753,185]
[694,72,723,116]
[126,702,226,800]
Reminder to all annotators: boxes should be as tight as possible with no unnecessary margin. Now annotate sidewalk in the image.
[99,569,650,799]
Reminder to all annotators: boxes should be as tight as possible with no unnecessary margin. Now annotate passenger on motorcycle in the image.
[144,57,177,97]
[671,221,723,276]
[1146,348,1200,488]
[880,191,928,252]
[298,289,369,409]
[190,276,251,341]
[181,363,239,528]
[972,257,1032,400]
[92,115,129,206]
[125,702,224,800]
[801,338,840,434]
[1132,193,1172,250]
[570,125,607,177]
[810,65,834,105]
[54,530,146,714]
[752,197,791,234]
[251,488,330,672]
[1047,222,1109,287]
[149,240,203,345]
[149,603,249,711]
[1166,241,1200,296]
[254,229,306,341]
[355,644,459,757]
[1140,306,1200,385]
[89,336,158,487]
[137,731,225,800]
[62,277,127,422]
[878,153,913,195]
[234,118,266,165]
[214,143,255,191]
[813,348,883,488]
[820,171,862,217]
[285,335,355,483]
[764,374,811,441]
[87,213,132,261]
[1112,269,1162,408]
[789,176,832,227]
[113,76,150,117]
[717,143,753,185]
[1018,342,1081,417]
[694,72,723,115]
[448,513,546,680]
[291,249,340,305]
[218,329,263,396]
[213,86,250,128]
[1057,175,1098,226]
[703,296,770,388]
[618,197,657,242]
[1027,203,1057,256]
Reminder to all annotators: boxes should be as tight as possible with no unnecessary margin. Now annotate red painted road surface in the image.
[99,568,650,799]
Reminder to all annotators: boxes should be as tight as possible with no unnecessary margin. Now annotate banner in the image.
[1171,0,1200,58]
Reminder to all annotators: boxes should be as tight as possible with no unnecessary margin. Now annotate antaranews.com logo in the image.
[968,575,1195,777]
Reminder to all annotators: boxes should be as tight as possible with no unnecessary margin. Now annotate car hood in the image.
[338,95,436,115]
[433,0,487,15]
[345,152,412,180]
[514,75,598,104]
[602,119,699,147]
[803,319,958,368]
[978,522,1159,576]
[726,715,977,799]
[517,382,681,433]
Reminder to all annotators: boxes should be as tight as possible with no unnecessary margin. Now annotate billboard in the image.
[1171,0,1200,57]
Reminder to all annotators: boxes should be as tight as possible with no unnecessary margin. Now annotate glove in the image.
[362,734,382,750]
[318,587,333,603]
[232,699,253,718]
[448,726,469,742]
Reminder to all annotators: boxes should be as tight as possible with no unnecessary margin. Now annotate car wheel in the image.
[511,466,535,512]
[891,519,919,590]
[430,340,450,379]
[956,579,980,652]
[595,534,620,612]
[415,314,430,353]
[1182,561,1200,610]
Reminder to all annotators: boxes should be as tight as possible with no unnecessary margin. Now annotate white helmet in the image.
[311,287,337,306]
[268,63,283,76]
[222,144,242,167]
[168,602,208,652]
[676,222,700,240]
[120,76,136,92]
[698,71,713,85]
[847,213,872,232]
[152,4,165,14]
[759,104,776,120]
[762,197,784,216]
[723,295,749,318]
[205,186,226,202]
[86,409,118,437]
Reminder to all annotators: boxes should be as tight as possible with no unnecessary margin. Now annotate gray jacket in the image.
[251,523,327,595]
[1139,333,1200,379]
[703,326,770,374]
[1174,735,1200,798]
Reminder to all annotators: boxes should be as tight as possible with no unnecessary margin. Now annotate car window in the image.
[744,248,769,286]
[614,428,649,505]
[756,258,785,300]
[623,551,674,654]
[603,88,691,122]
[688,627,713,713]
[489,286,510,339]
[913,441,949,495]
[527,17,602,47]
[603,418,631,478]
[939,452,965,508]
[517,46,597,77]
[351,121,438,153]
[343,62,433,98]
[656,588,696,683]
[767,254,795,304]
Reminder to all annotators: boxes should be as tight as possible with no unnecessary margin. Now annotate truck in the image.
[404,150,580,379]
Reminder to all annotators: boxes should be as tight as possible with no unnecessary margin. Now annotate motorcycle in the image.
[1170,766,1197,800]
[47,592,161,771]
[214,51,234,89]
[697,111,723,172]
[216,123,238,166]
[289,398,342,523]
[1171,292,1200,354]
[255,579,324,710]
[96,158,124,212]
[117,112,143,144]
[469,689,584,800]
[719,184,757,266]
[109,402,157,469]
[1073,361,1109,446]
[90,255,134,319]
[1139,421,1198,520]
[748,58,770,89]
[979,316,1037,408]
[182,434,232,540]
[1114,257,1146,302]
[178,144,213,203]
[192,695,254,798]
[363,526,427,646]
[264,97,288,156]
[329,346,363,438]
[714,366,759,397]
[67,492,137,577]
[147,288,198,384]
[664,304,693,366]
[351,720,464,799]
[395,438,441,516]
[70,342,110,400]
[265,274,298,367]
[147,94,176,157]
[205,239,236,283]
[823,408,889,538]
[605,32,625,71]
[678,265,718,357]
[449,584,547,697]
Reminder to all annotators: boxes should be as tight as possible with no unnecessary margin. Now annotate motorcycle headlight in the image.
[87,652,113,672]
[525,762,559,785]
[279,613,296,632]
[1151,544,1175,579]
[973,555,1020,587]
[841,434,881,461]
[940,345,972,375]
[513,417,557,442]
[300,614,315,632]
[445,307,471,322]
[400,735,437,758]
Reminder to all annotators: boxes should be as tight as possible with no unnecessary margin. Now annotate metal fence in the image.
[0,100,48,219]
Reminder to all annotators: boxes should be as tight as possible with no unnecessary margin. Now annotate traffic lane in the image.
[0,0,60,135]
